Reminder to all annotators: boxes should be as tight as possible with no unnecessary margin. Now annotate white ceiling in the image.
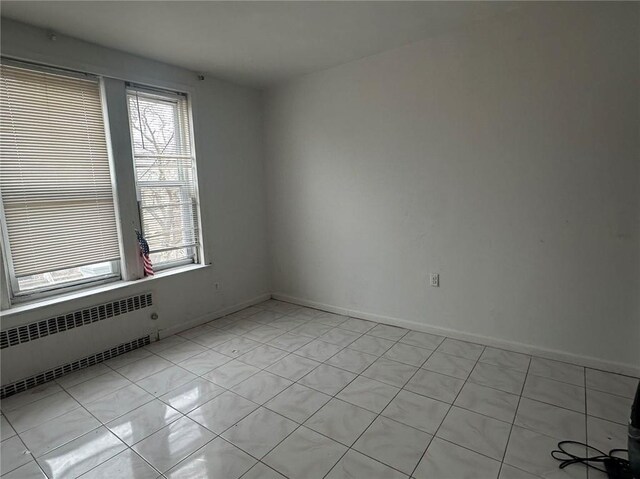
[1,1,522,88]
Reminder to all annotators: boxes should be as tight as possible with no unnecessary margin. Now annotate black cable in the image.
[552,440,630,476]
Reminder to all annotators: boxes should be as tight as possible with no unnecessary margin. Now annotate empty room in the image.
[0,1,638,478]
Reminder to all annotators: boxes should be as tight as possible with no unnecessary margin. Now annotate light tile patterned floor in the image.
[1,299,638,478]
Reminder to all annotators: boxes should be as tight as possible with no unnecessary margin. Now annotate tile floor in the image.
[1,299,638,478]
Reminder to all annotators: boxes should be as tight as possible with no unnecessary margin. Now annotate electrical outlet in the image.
[430,273,439,287]
[214,282,221,290]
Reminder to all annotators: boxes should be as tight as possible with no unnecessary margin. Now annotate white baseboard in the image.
[272,292,640,378]
[158,292,271,339]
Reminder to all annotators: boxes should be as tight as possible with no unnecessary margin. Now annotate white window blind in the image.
[126,87,200,268]
[0,63,120,283]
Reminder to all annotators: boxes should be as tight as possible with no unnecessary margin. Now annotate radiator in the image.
[0,293,157,398]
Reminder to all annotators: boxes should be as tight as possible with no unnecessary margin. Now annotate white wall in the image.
[265,3,640,371]
[0,20,269,348]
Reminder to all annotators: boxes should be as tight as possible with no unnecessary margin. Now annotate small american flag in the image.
[136,230,154,276]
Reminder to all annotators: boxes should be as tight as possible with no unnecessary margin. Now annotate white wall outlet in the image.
[430,273,439,287]
[214,282,221,290]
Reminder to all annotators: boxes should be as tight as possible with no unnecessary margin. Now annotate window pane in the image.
[127,88,200,270]
[17,261,118,292]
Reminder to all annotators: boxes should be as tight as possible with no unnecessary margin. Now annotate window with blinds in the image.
[126,87,200,269]
[0,63,121,296]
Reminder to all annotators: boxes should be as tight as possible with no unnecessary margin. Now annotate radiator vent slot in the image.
[0,293,152,349]
[0,335,151,399]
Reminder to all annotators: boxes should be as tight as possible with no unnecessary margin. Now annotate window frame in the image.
[0,59,205,307]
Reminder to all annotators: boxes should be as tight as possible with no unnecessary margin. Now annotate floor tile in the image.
[326,348,378,374]
[156,341,208,364]
[193,330,241,348]
[528,358,584,387]
[383,342,433,366]
[243,325,284,342]
[179,325,217,341]
[404,369,464,403]
[587,416,627,454]
[221,407,297,458]
[177,349,232,375]
[382,389,449,434]
[105,349,154,370]
[399,331,444,349]
[38,427,126,479]
[84,383,154,423]
[337,376,399,413]
[269,317,307,332]
[67,371,131,405]
[362,357,418,387]
[367,324,408,341]
[56,364,112,389]
[437,406,511,460]
[479,348,531,373]
[107,399,182,446]
[289,307,326,320]
[436,338,485,361]
[145,335,187,353]
[414,437,501,479]
[325,449,408,479]
[117,355,174,382]
[20,407,100,457]
[353,416,431,475]
[263,426,347,479]
[266,332,313,351]
[236,344,289,368]
[212,337,261,357]
[81,449,158,479]
[132,416,215,473]
[319,328,362,347]
[294,339,343,362]
[338,318,376,333]
[305,398,376,446]
[585,369,638,398]
[250,310,285,325]
[242,462,287,479]
[202,359,260,388]
[261,300,301,315]
[159,378,226,414]
[348,335,395,356]
[454,382,519,423]
[499,464,541,479]
[299,364,356,395]
[1,435,32,475]
[137,365,197,397]
[231,371,293,404]
[1,460,46,479]
[4,391,80,433]
[523,374,585,413]
[166,436,256,479]
[468,362,526,394]
[1,415,16,441]
[265,354,320,381]
[265,381,331,422]
[515,397,586,441]
[187,391,258,434]
[423,352,476,379]
[289,322,334,338]
[0,382,63,412]
[504,426,586,479]
[315,312,349,327]
[586,388,633,425]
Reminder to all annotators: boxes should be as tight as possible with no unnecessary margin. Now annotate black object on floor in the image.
[551,441,630,478]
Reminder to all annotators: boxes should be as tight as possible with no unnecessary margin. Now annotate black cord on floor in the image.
[552,441,631,478]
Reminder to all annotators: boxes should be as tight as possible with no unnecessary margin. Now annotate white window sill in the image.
[1,263,210,320]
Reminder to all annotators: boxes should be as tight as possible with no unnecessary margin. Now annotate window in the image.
[126,87,200,270]
[0,63,121,299]
[0,60,203,305]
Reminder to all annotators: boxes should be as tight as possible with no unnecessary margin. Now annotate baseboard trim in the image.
[158,292,271,339]
[272,292,640,378]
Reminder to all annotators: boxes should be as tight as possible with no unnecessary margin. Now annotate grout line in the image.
[496,354,532,478]
[408,343,486,478]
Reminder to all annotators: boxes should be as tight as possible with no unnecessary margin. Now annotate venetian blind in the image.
[0,63,120,277]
